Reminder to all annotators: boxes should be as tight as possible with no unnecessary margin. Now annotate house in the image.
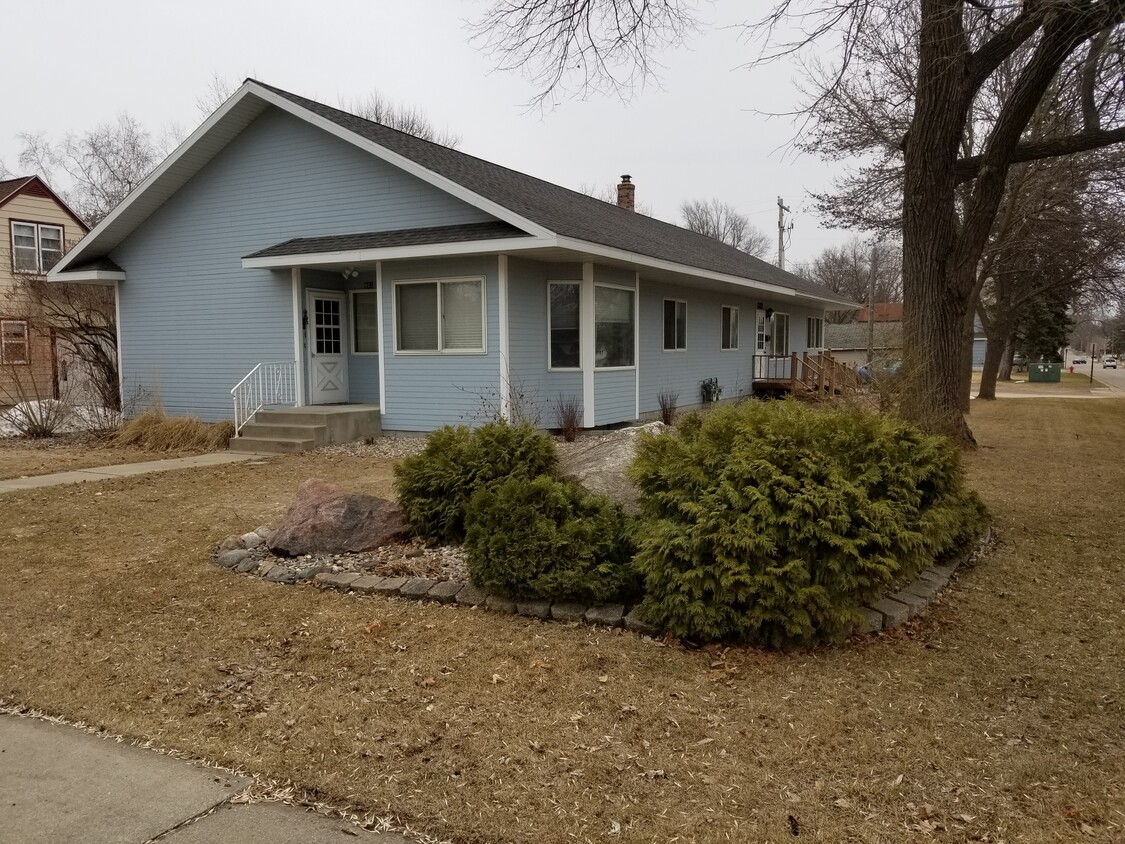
[1,176,89,405]
[50,80,853,449]
[827,305,987,369]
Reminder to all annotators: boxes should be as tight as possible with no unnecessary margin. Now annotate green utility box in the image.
[1028,362,1061,383]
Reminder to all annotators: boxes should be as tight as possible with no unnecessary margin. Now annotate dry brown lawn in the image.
[0,438,197,481]
[1,400,1123,843]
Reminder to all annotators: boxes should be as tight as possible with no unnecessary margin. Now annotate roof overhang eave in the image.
[553,236,856,308]
[241,236,558,269]
[47,269,125,284]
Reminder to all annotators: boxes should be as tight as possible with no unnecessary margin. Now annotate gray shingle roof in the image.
[253,81,852,305]
[825,322,903,351]
[246,221,529,259]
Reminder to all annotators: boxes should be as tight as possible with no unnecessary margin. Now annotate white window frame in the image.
[662,298,687,352]
[594,282,636,370]
[0,319,30,365]
[806,316,824,350]
[547,280,581,371]
[10,221,64,274]
[349,288,380,355]
[721,305,739,351]
[771,312,791,356]
[392,276,487,355]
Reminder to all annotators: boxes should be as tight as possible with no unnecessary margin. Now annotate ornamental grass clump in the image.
[628,399,987,646]
[465,475,639,604]
[393,420,558,543]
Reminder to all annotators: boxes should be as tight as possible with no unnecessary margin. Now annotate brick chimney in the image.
[616,175,635,212]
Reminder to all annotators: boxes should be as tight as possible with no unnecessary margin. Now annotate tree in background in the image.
[1014,290,1073,364]
[473,0,1125,444]
[18,115,162,228]
[799,238,902,323]
[679,199,771,258]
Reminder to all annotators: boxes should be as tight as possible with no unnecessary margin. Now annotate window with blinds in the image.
[394,278,485,353]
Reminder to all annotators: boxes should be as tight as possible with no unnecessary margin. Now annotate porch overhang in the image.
[48,257,126,284]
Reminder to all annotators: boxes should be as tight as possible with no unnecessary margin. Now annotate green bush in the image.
[465,476,639,603]
[628,399,987,646]
[393,421,558,542]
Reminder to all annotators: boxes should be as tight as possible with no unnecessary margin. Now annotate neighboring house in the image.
[1,176,89,405]
[50,80,853,446]
[825,322,904,367]
[827,308,987,368]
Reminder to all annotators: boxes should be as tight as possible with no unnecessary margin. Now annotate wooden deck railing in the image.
[752,352,857,396]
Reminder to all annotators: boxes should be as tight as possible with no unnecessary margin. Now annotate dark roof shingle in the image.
[253,81,851,304]
[246,221,529,259]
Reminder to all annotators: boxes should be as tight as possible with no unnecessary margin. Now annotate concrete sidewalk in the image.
[0,714,417,843]
[0,452,261,495]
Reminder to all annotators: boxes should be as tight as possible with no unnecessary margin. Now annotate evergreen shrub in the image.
[465,476,639,603]
[628,399,987,646]
[393,421,558,542]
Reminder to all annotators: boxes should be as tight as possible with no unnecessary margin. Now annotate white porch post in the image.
[634,271,641,421]
[376,261,386,415]
[581,261,595,428]
[291,267,305,406]
[498,254,511,421]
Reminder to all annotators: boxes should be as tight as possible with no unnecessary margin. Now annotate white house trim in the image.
[48,270,125,284]
[635,272,641,420]
[498,255,511,422]
[581,262,595,428]
[552,236,856,308]
[241,236,553,270]
[375,261,386,415]
[113,281,124,411]
[290,268,305,406]
[50,80,552,280]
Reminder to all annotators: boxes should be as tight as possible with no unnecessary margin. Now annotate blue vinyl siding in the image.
[594,369,636,425]
[506,258,583,427]
[380,256,501,431]
[110,106,492,421]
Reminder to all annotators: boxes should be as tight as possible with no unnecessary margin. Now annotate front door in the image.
[755,308,768,379]
[307,290,348,404]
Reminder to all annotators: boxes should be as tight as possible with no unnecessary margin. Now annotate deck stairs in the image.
[228,405,381,454]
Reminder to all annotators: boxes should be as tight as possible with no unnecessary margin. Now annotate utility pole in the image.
[866,241,879,364]
[777,197,791,270]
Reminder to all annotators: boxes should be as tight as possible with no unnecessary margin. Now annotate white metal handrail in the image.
[231,361,296,436]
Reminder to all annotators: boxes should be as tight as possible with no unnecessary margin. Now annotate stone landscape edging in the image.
[212,526,992,640]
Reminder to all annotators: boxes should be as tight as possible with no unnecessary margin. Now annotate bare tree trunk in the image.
[900,0,976,443]
[977,327,1009,399]
[998,337,1014,381]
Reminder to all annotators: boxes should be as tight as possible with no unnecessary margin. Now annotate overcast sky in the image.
[2,0,858,267]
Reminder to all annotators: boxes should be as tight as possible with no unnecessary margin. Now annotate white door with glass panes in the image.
[307,290,349,404]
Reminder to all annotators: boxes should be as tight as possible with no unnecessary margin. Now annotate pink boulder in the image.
[268,478,411,556]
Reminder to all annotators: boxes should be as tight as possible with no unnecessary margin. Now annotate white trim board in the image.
[242,236,553,269]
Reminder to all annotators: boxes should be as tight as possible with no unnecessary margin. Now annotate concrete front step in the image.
[229,404,381,454]
[236,422,329,444]
[228,436,316,454]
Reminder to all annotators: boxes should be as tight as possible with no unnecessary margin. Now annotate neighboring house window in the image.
[10,222,63,274]
[721,306,739,350]
[663,299,687,351]
[352,290,379,354]
[548,282,580,369]
[394,277,485,353]
[807,316,824,349]
[0,320,29,364]
[771,312,790,356]
[595,285,634,368]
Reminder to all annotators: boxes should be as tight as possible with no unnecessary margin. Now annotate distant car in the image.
[1072,357,1088,365]
[1103,356,1118,369]
[856,359,902,384]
